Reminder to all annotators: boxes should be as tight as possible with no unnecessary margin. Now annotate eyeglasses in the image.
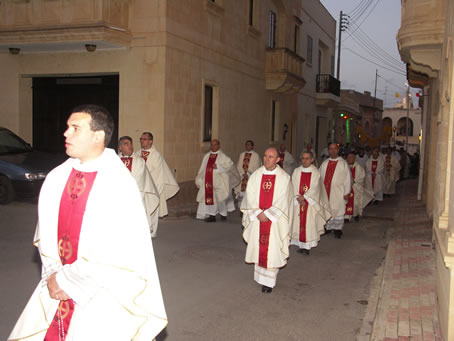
[140,138,151,141]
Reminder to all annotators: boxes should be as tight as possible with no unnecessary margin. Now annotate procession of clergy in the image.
[119,134,401,294]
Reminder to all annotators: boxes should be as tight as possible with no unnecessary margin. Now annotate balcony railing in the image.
[316,74,340,97]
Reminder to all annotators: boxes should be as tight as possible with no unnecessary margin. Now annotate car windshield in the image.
[0,129,33,154]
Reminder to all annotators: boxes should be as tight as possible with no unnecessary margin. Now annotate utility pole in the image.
[373,69,378,109]
[336,11,349,80]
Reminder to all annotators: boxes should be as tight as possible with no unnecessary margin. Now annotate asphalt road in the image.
[0,200,390,341]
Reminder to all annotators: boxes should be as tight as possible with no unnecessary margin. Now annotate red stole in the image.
[44,168,98,341]
[141,150,150,162]
[323,160,338,200]
[299,171,312,242]
[345,166,355,215]
[204,153,218,205]
[258,174,276,268]
[278,153,284,168]
[121,156,133,172]
[371,160,378,189]
[241,153,252,192]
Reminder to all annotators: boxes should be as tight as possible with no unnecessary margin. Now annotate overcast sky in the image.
[320,0,418,108]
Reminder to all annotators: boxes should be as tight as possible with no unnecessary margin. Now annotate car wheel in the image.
[0,176,14,204]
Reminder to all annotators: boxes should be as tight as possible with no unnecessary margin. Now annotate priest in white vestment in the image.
[196,139,241,222]
[9,105,167,341]
[138,132,180,217]
[356,148,368,169]
[344,153,374,222]
[383,148,401,195]
[235,140,262,206]
[278,143,297,175]
[319,143,352,239]
[290,151,330,254]
[365,147,385,203]
[241,147,292,293]
[119,136,160,237]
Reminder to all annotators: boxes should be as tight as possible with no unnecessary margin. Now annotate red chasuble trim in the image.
[44,169,98,341]
[204,154,218,205]
[345,166,355,215]
[258,174,276,269]
[323,160,338,200]
[141,150,150,162]
[241,153,252,192]
[299,172,312,242]
[371,160,378,190]
[121,156,133,172]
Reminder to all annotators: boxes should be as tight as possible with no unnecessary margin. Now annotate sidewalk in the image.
[358,179,442,341]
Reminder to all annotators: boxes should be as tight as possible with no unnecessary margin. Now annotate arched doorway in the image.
[397,117,413,136]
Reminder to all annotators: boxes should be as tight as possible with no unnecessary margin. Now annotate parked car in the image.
[0,127,66,204]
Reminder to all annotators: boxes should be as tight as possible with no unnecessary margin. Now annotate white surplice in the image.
[345,161,374,219]
[120,152,160,237]
[319,157,352,230]
[137,146,180,217]
[365,156,385,201]
[290,165,331,250]
[195,150,241,219]
[9,149,167,341]
[241,166,293,287]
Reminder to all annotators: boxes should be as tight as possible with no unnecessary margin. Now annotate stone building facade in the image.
[398,0,454,338]
[0,0,338,211]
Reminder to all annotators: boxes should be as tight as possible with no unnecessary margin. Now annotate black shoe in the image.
[204,215,216,223]
[334,230,343,239]
[374,200,379,205]
[324,228,332,234]
[220,215,227,221]
[344,218,350,223]
[261,285,273,293]
[354,216,360,222]
[298,248,310,255]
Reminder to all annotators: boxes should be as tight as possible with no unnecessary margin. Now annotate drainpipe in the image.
[417,86,428,200]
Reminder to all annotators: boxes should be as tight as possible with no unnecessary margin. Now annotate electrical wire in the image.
[343,48,406,76]
[345,0,381,41]
[350,34,405,73]
[348,23,403,66]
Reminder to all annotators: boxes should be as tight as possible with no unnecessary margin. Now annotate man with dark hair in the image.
[241,147,292,293]
[70,104,114,145]
[119,136,160,237]
[235,139,262,206]
[138,131,180,221]
[9,105,167,340]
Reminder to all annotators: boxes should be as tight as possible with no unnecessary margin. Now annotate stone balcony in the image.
[0,0,131,53]
[265,48,306,95]
[396,0,445,78]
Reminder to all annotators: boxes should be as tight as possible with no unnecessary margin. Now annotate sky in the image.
[320,0,418,108]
